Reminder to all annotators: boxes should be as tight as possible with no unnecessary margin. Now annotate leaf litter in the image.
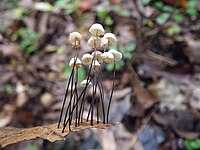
[0,120,118,148]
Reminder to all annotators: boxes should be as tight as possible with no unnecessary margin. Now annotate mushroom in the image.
[88,36,101,48]
[69,32,82,48]
[101,52,114,64]
[82,53,93,65]
[89,23,105,36]
[69,57,82,68]
[108,49,122,61]
[80,79,92,87]
[103,33,117,44]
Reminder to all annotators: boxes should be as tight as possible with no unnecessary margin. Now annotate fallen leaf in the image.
[78,0,94,13]
[0,120,118,148]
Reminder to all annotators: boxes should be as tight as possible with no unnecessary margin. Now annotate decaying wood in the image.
[0,120,118,148]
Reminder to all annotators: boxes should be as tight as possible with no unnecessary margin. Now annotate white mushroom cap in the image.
[108,49,122,61]
[89,23,105,36]
[82,53,93,65]
[88,36,101,48]
[69,57,82,68]
[69,32,82,48]
[91,51,103,62]
[80,79,92,87]
[103,33,117,44]
[101,52,114,64]
[101,37,109,48]
[91,60,101,71]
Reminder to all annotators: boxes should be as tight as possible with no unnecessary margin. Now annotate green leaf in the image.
[156,13,170,25]
[34,2,53,12]
[188,0,198,8]
[20,40,31,50]
[105,16,113,26]
[127,43,136,52]
[123,52,132,60]
[55,0,70,8]
[154,1,164,10]
[185,139,200,150]
[119,10,130,17]
[5,84,12,94]
[163,6,173,12]
[106,63,114,72]
[27,45,37,54]
[14,7,27,19]
[173,14,184,23]
[106,60,125,71]
[119,44,126,53]
[78,67,86,83]
[28,145,39,150]
[187,9,198,17]
[65,4,76,14]
[97,10,108,19]
[63,65,72,79]
[115,60,125,70]
[167,25,181,36]
[111,5,130,17]
[141,0,151,5]
[109,44,117,50]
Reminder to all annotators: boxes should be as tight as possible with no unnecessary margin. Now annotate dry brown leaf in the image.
[0,120,118,148]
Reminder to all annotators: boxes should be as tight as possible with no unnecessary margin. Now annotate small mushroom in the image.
[89,23,105,36]
[101,37,109,48]
[82,53,93,65]
[69,57,82,68]
[101,52,114,64]
[108,49,122,61]
[91,51,103,62]
[80,79,92,87]
[88,36,101,48]
[103,33,117,44]
[69,32,82,48]
[91,60,101,71]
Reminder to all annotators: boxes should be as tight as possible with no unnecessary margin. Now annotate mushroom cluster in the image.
[58,23,122,132]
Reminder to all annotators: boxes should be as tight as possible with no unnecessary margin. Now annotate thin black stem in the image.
[78,48,97,125]
[98,82,105,123]
[90,70,99,125]
[64,75,94,126]
[75,68,79,127]
[62,65,75,132]
[97,98,99,124]
[86,103,92,121]
[78,64,93,125]
[90,73,96,125]
[106,62,116,123]
[57,67,74,128]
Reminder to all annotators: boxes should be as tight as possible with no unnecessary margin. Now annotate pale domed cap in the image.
[108,49,122,61]
[91,51,103,62]
[103,33,117,44]
[80,79,92,87]
[101,52,114,64]
[89,23,105,36]
[88,36,101,48]
[69,32,82,48]
[69,57,82,68]
[91,60,101,71]
[101,37,109,48]
[82,53,93,65]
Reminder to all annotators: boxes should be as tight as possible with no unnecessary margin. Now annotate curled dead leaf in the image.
[0,120,119,148]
